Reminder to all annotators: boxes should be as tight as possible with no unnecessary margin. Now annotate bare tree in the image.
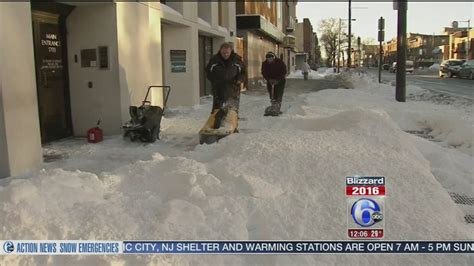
[314,33,322,65]
[319,18,346,67]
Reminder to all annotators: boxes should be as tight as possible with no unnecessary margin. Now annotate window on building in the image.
[161,0,183,14]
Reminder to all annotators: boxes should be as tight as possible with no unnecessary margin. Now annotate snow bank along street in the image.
[0,69,472,265]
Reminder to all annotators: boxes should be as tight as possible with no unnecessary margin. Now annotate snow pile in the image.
[287,69,327,80]
[301,73,473,155]
[429,63,440,70]
[0,73,472,265]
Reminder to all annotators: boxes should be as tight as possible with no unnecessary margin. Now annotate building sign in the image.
[81,49,97,68]
[39,23,63,70]
[170,50,186,73]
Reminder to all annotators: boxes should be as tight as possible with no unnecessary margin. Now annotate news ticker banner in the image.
[1,241,472,255]
[346,176,385,239]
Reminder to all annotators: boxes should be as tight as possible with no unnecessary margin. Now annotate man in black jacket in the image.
[206,42,246,113]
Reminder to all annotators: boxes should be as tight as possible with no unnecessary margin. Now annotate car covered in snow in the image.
[439,59,465,78]
[457,60,474,80]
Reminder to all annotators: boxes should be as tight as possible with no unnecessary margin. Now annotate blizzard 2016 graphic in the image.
[346,176,385,196]
[346,176,386,239]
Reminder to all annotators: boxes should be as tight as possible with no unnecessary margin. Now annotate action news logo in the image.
[351,198,383,227]
[3,241,14,253]
[346,176,386,239]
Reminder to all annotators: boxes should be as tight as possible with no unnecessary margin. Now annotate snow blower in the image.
[123,85,171,143]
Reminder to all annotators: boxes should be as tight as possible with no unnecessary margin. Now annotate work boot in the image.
[271,100,281,113]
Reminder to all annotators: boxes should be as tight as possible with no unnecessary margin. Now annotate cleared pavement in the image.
[368,68,474,100]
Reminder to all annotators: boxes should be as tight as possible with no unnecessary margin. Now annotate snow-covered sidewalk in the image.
[0,72,472,265]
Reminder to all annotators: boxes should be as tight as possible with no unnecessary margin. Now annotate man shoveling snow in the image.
[200,42,246,144]
[261,51,287,116]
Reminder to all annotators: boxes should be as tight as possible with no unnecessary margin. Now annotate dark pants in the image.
[212,84,240,113]
[267,79,285,103]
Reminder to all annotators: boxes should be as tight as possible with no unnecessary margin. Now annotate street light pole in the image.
[396,0,407,102]
[378,17,385,83]
[348,0,352,68]
[338,18,341,72]
[468,20,471,60]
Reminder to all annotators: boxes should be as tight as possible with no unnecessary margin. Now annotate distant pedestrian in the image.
[261,51,287,116]
[302,61,311,80]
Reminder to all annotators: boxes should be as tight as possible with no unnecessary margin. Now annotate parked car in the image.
[406,60,414,73]
[389,61,414,73]
[439,59,465,78]
[457,60,474,80]
[382,64,390,70]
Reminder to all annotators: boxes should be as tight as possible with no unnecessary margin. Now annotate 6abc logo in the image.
[3,241,14,253]
[351,198,384,227]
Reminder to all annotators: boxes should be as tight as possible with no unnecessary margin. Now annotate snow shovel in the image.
[199,107,238,145]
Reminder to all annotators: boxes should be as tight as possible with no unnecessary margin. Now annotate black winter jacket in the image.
[205,52,246,102]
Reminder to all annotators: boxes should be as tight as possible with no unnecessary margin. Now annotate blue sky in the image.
[296,2,474,43]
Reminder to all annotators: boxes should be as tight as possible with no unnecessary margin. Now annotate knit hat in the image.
[265,51,276,59]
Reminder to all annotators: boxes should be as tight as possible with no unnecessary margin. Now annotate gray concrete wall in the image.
[116,2,164,122]
[162,24,199,108]
[0,2,42,178]
[66,4,122,136]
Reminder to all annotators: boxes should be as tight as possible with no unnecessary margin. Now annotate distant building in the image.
[407,33,449,65]
[383,38,398,64]
[360,44,379,67]
[442,27,471,36]
[282,0,298,74]
[295,18,315,68]
[449,29,474,60]
[383,33,449,66]
[236,1,287,86]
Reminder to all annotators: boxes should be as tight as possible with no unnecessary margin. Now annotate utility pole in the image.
[395,0,407,102]
[338,18,341,73]
[469,20,471,60]
[463,19,471,60]
[378,17,385,83]
[357,36,361,75]
[348,0,352,68]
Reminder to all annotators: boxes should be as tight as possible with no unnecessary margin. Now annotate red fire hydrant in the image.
[87,120,103,143]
